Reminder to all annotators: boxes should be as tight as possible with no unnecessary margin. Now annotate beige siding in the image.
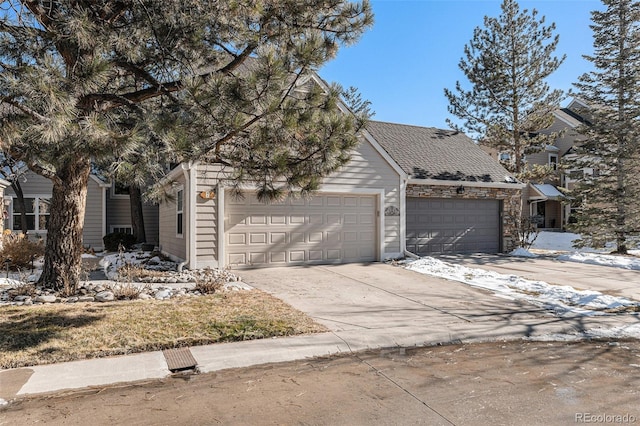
[83,178,105,250]
[4,170,107,248]
[172,135,402,267]
[322,138,402,256]
[105,187,159,244]
[143,203,159,244]
[4,171,52,198]
[194,166,219,268]
[158,174,187,261]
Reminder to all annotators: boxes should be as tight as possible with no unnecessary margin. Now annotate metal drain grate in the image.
[163,347,198,372]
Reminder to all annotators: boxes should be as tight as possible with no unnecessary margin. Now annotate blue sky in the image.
[320,0,601,129]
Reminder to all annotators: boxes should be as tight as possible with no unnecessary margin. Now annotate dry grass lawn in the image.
[0,290,327,369]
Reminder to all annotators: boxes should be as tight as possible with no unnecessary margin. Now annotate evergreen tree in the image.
[569,0,640,254]
[0,1,373,292]
[444,0,565,176]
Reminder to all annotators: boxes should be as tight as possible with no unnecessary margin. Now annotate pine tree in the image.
[569,0,640,254]
[0,1,373,292]
[444,0,565,176]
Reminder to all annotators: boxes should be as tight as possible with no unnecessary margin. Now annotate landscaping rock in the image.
[78,296,95,302]
[34,295,57,303]
[155,289,171,300]
[95,291,115,302]
[138,293,152,300]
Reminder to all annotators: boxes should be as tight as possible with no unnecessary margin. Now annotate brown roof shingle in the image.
[366,121,516,183]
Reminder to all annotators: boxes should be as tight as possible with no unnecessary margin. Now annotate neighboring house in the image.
[484,99,589,230]
[156,114,523,269]
[3,169,159,251]
[366,121,523,257]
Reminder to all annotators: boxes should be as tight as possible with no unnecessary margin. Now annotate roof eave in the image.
[408,178,525,189]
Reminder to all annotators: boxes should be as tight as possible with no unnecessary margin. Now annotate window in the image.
[111,226,133,235]
[499,152,511,162]
[12,197,50,231]
[568,169,583,180]
[549,154,558,170]
[176,188,184,236]
[111,181,130,198]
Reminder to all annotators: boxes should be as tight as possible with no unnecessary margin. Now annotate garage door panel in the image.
[250,233,267,244]
[226,192,377,266]
[228,233,246,245]
[290,251,305,262]
[271,215,286,225]
[407,197,500,255]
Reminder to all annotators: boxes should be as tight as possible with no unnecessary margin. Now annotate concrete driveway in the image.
[239,263,638,348]
[436,254,640,302]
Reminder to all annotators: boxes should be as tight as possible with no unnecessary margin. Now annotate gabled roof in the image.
[531,183,566,201]
[366,121,516,184]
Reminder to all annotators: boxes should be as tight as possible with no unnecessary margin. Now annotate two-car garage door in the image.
[406,197,501,255]
[225,193,377,266]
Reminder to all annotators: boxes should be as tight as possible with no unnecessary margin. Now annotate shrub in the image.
[0,233,45,269]
[108,282,149,300]
[103,232,136,252]
[194,273,225,294]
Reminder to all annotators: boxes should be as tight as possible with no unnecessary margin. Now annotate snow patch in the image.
[510,247,537,258]
[557,252,640,271]
[404,256,640,316]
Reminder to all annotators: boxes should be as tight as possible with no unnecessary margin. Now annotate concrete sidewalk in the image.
[2,263,639,402]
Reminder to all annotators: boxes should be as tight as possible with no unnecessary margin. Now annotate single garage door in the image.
[225,192,377,266]
[406,197,500,255]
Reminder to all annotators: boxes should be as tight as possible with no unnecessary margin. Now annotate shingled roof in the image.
[366,121,516,184]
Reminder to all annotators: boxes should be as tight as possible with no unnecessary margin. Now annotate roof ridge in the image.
[368,120,452,133]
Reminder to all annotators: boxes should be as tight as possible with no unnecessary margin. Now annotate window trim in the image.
[549,153,559,170]
[10,195,51,233]
[110,225,133,235]
[110,180,130,199]
[176,186,184,238]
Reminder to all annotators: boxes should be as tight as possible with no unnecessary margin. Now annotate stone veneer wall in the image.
[406,183,522,253]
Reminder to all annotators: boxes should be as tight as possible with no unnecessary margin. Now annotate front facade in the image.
[158,119,523,268]
[158,130,405,269]
[3,169,159,251]
[366,122,523,256]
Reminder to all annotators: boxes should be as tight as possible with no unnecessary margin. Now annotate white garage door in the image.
[225,192,377,266]
[406,197,501,255]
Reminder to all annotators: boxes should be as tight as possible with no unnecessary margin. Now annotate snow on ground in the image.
[405,257,640,316]
[557,252,640,271]
[509,247,537,258]
[528,231,606,253]
[404,231,640,340]
[529,231,640,270]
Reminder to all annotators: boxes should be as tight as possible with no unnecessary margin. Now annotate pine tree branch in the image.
[1,97,49,122]
[28,162,60,185]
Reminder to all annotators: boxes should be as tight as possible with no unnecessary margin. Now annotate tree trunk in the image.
[129,184,146,244]
[38,157,91,293]
[11,181,28,234]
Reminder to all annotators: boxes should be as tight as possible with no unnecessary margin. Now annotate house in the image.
[156,125,405,269]
[483,99,589,230]
[157,116,523,269]
[366,121,523,256]
[3,169,159,251]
